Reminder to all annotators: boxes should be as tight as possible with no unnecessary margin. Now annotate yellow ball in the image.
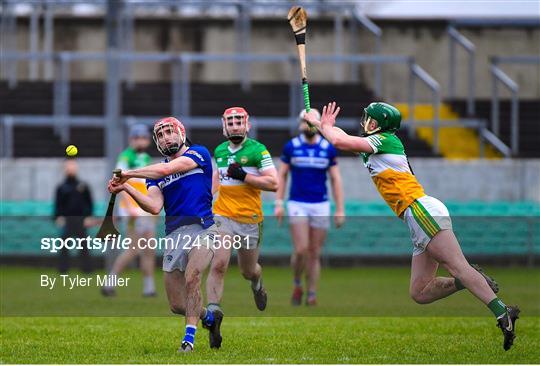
[66,145,78,157]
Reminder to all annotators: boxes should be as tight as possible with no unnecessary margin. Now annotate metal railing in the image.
[490,55,540,156]
[352,7,383,97]
[448,26,476,116]
[1,50,445,160]
[490,65,519,155]
[408,63,441,155]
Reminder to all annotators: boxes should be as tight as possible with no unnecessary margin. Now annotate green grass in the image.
[1,266,539,363]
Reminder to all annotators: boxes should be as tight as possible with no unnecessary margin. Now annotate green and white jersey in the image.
[117,146,152,208]
[360,132,425,217]
[213,138,274,223]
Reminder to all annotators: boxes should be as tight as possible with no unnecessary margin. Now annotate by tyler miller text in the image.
[40,274,130,290]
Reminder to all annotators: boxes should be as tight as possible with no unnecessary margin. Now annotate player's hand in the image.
[112,170,129,185]
[55,216,66,228]
[304,110,321,128]
[108,179,125,194]
[274,203,285,226]
[334,209,345,228]
[227,163,247,181]
[83,216,100,228]
[321,102,341,129]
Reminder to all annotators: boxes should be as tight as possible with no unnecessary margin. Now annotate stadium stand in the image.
[0,81,435,157]
[396,103,501,159]
[450,99,540,158]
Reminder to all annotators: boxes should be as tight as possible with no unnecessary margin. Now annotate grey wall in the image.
[9,19,540,101]
[2,158,539,203]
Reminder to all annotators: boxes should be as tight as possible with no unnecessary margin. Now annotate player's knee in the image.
[170,302,185,315]
[294,246,308,257]
[211,259,229,277]
[240,267,257,280]
[307,249,321,260]
[409,289,430,304]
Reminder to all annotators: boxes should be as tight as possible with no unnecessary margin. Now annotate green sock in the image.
[454,278,465,291]
[488,298,507,318]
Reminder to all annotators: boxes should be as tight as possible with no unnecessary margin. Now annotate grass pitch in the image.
[1,266,539,363]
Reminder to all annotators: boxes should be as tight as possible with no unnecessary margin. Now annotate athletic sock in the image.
[251,277,262,291]
[105,271,118,288]
[488,298,507,319]
[307,291,316,299]
[454,277,465,291]
[143,276,155,294]
[293,278,301,287]
[201,307,215,327]
[183,325,197,347]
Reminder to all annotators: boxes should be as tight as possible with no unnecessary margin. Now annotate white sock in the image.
[143,276,155,294]
[251,277,262,291]
[105,271,118,288]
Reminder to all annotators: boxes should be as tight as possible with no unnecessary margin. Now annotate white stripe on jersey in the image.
[218,166,261,186]
[366,135,382,153]
[158,168,203,189]
[320,139,330,149]
[290,156,330,169]
[364,153,412,177]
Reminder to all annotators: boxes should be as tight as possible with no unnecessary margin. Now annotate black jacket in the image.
[54,177,94,237]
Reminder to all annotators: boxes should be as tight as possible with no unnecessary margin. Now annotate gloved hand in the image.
[227,162,247,181]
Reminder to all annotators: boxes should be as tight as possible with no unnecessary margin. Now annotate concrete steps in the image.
[396,103,501,159]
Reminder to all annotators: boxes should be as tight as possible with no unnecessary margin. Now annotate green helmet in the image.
[361,102,402,136]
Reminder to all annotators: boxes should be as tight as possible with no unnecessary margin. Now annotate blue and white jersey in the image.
[146,145,214,235]
[281,135,338,203]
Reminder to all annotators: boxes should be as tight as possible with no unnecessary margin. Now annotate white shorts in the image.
[403,196,453,256]
[162,224,217,272]
[214,215,262,250]
[287,200,331,229]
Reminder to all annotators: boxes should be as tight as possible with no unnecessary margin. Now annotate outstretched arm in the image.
[115,156,198,183]
[305,102,374,154]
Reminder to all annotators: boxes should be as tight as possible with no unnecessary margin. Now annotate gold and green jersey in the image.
[360,132,425,217]
[213,138,275,223]
[117,147,152,208]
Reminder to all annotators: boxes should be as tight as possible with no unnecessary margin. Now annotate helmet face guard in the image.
[360,110,381,137]
[361,102,402,136]
[222,107,249,144]
[153,117,186,156]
